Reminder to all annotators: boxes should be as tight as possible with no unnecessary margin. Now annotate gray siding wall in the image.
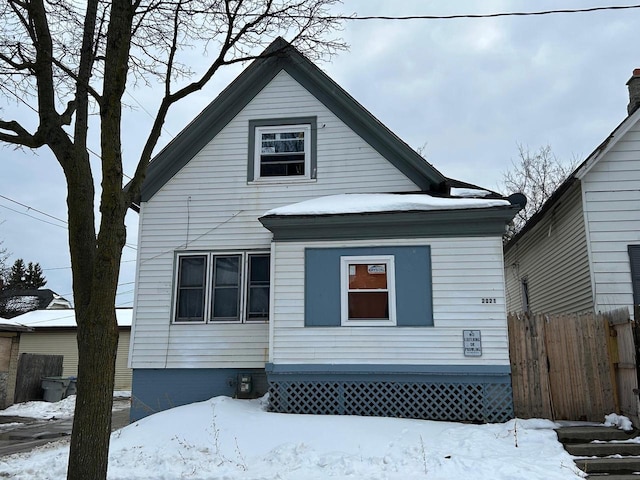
[582,122,640,314]
[130,71,420,369]
[504,181,593,314]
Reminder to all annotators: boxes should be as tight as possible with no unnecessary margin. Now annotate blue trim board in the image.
[130,368,267,422]
[266,363,511,375]
[266,363,511,383]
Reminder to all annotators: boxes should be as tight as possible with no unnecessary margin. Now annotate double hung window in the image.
[340,255,396,326]
[174,252,270,323]
[255,124,311,178]
[248,117,317,182]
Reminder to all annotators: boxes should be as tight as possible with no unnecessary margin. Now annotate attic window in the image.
[256,125,310,177]
[248,117,317,182]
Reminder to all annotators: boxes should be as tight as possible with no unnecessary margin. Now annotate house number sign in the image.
[463,330,482,357]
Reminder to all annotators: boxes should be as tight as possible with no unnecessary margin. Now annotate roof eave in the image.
[260,205,521,242]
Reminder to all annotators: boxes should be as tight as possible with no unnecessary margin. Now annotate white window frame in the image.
[340,255,397,327]
[253,124,311,181]
[173,251,270,324]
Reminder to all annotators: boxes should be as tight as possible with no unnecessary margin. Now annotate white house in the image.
[505,69,640,316]
[129,38,523,422]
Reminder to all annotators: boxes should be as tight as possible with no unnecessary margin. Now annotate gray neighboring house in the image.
[505,70,640,316]
[129,37,523,423]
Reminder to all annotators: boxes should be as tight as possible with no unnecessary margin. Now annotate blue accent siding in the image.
[130,368,267,421]
[304,246,433,327]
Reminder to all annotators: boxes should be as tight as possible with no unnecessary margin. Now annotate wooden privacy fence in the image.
[14,353,63,403]
[508,309,639,424]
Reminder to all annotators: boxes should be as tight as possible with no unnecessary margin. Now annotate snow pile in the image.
[0,396,77,420]
[0,396,584,480]
[264,193,511,216]
[604,413,634,431]
[0,394,131,421]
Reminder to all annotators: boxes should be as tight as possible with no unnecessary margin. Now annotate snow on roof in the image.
[450,187,494,198]
[264,193,511,217]
[1,308,132,328]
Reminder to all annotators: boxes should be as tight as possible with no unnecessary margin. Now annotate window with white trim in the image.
[254,124,311,179]
[174,252,270,323]
[340,255,396,326]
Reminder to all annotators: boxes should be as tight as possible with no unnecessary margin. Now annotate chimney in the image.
[627,68,640,115]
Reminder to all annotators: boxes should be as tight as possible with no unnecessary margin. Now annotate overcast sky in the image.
[0,0,638,308]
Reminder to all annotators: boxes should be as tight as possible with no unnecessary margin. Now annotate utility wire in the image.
[0,194,67,225]
[42,258,136,271]
[341,4,640,20]
[0,193,137,251]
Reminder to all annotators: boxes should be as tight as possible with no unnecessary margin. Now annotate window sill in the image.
[248,177,317,185]
[172,320,269,325]
[341,319,397,327]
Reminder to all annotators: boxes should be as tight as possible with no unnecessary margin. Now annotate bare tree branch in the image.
[501,144,578,240]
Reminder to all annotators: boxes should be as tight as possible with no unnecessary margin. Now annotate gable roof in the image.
[136,37,447,205]
[0,289,72,318]
[504,105,640,252]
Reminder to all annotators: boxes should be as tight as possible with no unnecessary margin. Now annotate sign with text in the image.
[463,330,482,357]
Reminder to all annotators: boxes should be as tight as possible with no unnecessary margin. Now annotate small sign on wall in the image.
[463,330,482,357]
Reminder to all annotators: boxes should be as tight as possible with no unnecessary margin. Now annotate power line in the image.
[0,204,67,229]
[342,4,640,21]
[0,194,67,225]
[0,193,137,251]
[42,258,136,271]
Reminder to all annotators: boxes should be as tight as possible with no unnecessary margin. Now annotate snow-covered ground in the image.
[0,395,585,479]
[0,391,131,421]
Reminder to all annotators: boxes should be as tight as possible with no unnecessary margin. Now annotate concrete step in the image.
[565,442,640,457]
[574,457,640,475]
[585,475,640,479]
[557,426,639,443]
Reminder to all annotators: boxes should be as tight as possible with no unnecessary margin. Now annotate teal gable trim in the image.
[137,38,446,203]
[305,246,433,327]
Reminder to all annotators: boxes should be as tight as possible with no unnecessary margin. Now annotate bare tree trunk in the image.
[65,0,132,475]
[68,309,119,480]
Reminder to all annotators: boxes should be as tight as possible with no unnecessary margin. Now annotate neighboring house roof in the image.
[0,322,33,333]
[134,37,448,206]
[0,289,73,318]
[504,105,640,253]
[1,308,133,329]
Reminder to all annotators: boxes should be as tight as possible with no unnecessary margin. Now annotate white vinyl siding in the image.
[581,123,640,314]
[504,181,593,314]
[270,237,510,366]
[130,71,419,369]
[17,330,132,390]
